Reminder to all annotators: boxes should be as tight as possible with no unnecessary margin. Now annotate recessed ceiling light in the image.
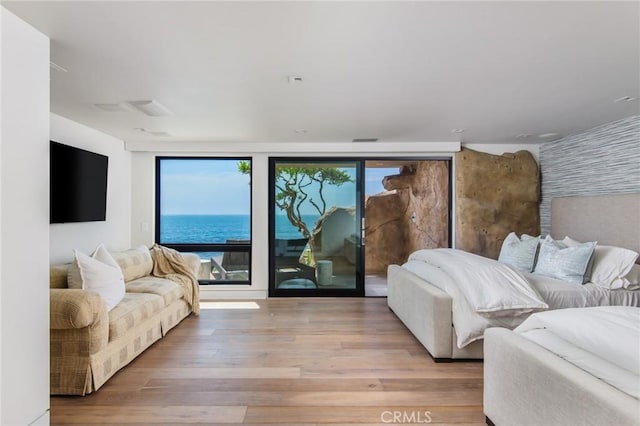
[614,96,637,103]
[451,128,466,133]
[352,138,378,142]
[288,75,303,83]
[127,100,172,116]
[538,132,561,139]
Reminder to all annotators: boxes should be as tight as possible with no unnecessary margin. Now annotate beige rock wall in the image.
[455,148,539,259]
[365,161,450,273]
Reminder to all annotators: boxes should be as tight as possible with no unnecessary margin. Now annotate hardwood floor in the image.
[51,298,484,425]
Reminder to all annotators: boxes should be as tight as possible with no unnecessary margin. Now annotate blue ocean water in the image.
[160,214,320,244]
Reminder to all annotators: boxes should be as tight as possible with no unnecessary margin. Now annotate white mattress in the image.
[524,272,608,308]
[523,272,640,308]
[401,260,640,348]
[403,260,640,309]
[610,287,640,306]
[520,327,640,399]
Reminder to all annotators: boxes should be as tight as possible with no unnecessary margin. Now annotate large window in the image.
[156,157,251,284]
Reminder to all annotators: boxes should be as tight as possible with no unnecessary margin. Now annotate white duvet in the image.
[405,249,548,347]
[516,306,640,376]
[516,306,640,398]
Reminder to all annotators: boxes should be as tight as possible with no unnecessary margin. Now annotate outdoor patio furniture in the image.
[210,240,250,281]
[274,238,317,285]
[277,278,317,289]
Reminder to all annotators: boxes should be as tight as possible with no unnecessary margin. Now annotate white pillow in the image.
[534,236,596,284]
[498,232,540,272]
[625,264,640,290]
[68,244,125,311]
[563,237,639,289]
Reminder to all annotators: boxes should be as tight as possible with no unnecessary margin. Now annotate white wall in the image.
[0,7,50,425]
[130,142,459,299]
[0,11,4,420]
[129,141,538,299]
[50,114,132,263]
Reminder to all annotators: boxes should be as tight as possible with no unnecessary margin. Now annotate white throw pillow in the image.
[67,244,125,311]
[534,236,596,284]
[498,232,540,272]
[563,237,639,289]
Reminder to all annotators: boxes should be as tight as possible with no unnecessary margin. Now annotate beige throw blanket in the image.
[150,244,200,315]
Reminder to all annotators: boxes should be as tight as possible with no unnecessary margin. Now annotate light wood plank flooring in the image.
[51,298,484,425]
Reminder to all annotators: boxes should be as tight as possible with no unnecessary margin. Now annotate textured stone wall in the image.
[455,148,539,259]
[365,161,450,273]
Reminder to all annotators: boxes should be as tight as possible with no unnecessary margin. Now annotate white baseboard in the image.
[29,409,50,426]
[199,288,268,300]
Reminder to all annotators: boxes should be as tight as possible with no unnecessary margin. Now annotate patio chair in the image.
[210,240,250,281]
[274,238,317,285]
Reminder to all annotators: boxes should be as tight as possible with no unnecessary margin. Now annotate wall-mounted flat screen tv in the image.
[50,141,109,224]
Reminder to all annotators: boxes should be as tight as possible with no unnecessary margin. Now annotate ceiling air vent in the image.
[127,100,173,116]
[147,131,172,137]
[352,138,378,143]
[94,103,131,112]
[133,128,172,137]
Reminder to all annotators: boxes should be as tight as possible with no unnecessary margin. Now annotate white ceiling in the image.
[4,1,639,145]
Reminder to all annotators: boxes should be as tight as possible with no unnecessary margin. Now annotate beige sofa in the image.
[49,246,200,395]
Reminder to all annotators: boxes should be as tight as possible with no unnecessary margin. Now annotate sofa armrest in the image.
[50,289,110,394]
[50,289,108,330]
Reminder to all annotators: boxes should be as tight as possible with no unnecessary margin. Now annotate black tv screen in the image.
[50,141,109,224]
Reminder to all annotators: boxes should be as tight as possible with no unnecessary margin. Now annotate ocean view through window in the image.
[160,214,319,243]
[156,157,252,284]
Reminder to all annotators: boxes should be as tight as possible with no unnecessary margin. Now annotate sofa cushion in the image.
[126,276,184,307]
[111,245,154,283]
[108,293,164,341]
[50,264,70,289]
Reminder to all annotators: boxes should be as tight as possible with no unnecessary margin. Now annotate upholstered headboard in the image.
[551,193,640,255]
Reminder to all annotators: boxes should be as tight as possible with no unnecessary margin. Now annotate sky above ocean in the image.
[159,158,396,215]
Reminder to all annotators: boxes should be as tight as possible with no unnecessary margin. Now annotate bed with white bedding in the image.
[484,307,640,426]
[387,193,640,360]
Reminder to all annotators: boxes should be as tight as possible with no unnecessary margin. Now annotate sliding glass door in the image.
[268,157,451,297]
[269,158,363,296]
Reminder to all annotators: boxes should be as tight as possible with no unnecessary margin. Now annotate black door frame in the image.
[268,156,452,297]
[268,157,365,297]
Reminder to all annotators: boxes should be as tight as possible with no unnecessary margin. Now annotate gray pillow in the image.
[533,236,596,284]
[498,232,540,272]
